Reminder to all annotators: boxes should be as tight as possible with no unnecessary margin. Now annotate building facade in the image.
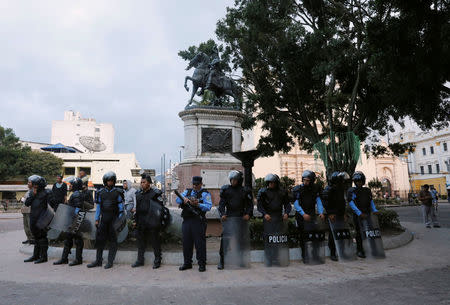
[51,111,114,153]
[393,128,450,194]
[242,124,411,197]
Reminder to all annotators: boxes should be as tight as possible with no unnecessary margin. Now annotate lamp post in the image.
[231,150,261,189]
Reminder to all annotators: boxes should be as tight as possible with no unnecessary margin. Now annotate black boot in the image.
[104,245,117,269]
[153,256,161,269]
[132,247,145,268]
[69,243,83,266]
[54,246,70,265]
[217,255,224,270]
[87,249,103,268]
[24,243,40,263]
[179,264,192,271]
[34,239,48,264]
[330,252,338,261]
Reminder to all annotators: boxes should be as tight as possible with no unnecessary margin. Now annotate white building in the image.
[51,111,114,153]
[54,152,144,186]
[393,128,450,193]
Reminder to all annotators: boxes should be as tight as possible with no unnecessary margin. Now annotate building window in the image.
[430,146,434,154]
[420,166,424,175]
[79,167,91,175]
[64,167,75,175]
[436,164,440,173]
[444,142,448,151]
[422,148,426,156]
[95,128,100,132]
[428,165,432,174]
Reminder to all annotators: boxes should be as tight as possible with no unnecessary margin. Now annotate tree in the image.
[368,178,383,196]
[0,125,63,182]
[280,176,296,192]
[209,0,449,176]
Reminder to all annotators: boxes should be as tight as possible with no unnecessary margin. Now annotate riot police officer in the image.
[322,171,350,261]
[257,174,291,220]
[292,170,325,262]
[217,170,253,270]
[257,174,291,266]
[176,176,212,272]
[24,176,52,264]
[132,173,163,269]
[348,171,379,258]
[87,171,124,269]
[53,177,91,266]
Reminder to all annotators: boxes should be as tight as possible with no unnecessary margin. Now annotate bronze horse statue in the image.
[184,52,242,109]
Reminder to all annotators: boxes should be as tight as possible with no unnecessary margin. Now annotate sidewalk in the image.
[1,222,448,289]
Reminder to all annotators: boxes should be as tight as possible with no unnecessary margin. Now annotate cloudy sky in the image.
[0,0,234,171]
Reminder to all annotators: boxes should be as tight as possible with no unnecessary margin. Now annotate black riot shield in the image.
[328,216,356,261]
[49,204,76,231]
[263,216,289,267]
[78,211,97,240]
[358,214,385,259]
[222,216,250,268]
[303,217,327,265]
[36,204,55,230]
[114,213,129,244]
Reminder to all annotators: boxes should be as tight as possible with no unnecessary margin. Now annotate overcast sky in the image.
[0,0,234,171]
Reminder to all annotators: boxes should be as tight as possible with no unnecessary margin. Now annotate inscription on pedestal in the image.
[201,128,232,153]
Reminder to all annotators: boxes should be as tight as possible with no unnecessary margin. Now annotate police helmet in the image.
[102,171,117,186]
[352,171,366,185]
[68,177,83,191]
[301,170,316,184]
[228,170,243,185]
[264,173,280,185]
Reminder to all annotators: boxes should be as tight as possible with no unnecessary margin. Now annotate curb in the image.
[19,230,414,265]
[382,228,414,250]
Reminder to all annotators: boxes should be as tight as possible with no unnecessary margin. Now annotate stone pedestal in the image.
[175,107,245,205]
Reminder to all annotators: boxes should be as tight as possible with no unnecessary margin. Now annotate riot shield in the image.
[114,213,129,243]
[263,215,289,267]
[49,204,76,231]
[36,204,55,230]
[78,211,97,240]
[222,216,250,269]
[358,213,385,259]
[303,217,327,265]
[328,215,356,261]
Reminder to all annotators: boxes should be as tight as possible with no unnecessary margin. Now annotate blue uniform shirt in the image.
[95,188,124,221]
[175,189,212,212]
[294,192,324,216]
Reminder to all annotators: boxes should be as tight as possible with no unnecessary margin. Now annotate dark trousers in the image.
[182,217,207,266]
[352,214,364,253]
[295,215,306,258]
[95,214,118,263]
[64,233,84,260]
[136,225,161,263]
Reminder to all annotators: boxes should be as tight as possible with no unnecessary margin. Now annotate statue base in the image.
[174,106,245,205]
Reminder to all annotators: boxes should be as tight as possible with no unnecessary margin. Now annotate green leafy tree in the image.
[206,0,450,176]
[368,178,383,196]
[280,176,296,192]
[0,125,63,182]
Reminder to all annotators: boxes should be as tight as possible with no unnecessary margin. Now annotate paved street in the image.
[390,202,450,228]
[0,210,449,305]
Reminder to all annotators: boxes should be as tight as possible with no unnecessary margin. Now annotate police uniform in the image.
[54,178,91,266]
[292,183,324,260]
[133,187,163,268]
[88,172,124,269]
[176,176,212,272]
[348,172,378,257]
[24,176,52,264]
[218,179,253,269]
